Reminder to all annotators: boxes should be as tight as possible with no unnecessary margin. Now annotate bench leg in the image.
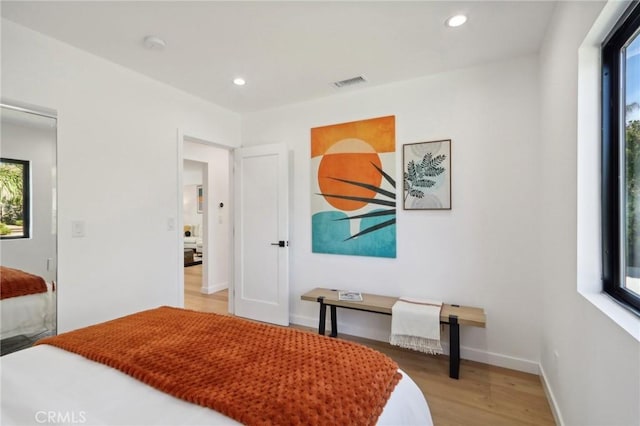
[318,297,327,336]
[449,315,460,379]
[330,305,338,337]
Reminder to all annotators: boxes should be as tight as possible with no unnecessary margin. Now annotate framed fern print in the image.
[403,140,451,210]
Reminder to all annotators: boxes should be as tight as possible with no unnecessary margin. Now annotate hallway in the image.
[184,264,228,314]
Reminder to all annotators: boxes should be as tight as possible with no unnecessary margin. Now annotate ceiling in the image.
[1,1,557,114]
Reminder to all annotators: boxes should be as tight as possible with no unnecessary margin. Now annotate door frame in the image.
[176,130,235,313]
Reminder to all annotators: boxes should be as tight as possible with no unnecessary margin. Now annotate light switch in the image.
[167,217,175,231]
[72,220,85,238]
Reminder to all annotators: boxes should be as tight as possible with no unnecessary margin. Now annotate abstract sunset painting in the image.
[311,116,396,258]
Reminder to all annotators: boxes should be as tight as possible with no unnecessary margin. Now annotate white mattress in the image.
[0,283,55,340]
[1,345,433,426]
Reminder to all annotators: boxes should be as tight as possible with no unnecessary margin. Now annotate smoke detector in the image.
[143,36,166,50]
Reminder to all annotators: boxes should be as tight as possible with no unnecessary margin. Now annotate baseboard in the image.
[201,282,227,295]
[462,347,539,374]
[539,363,564,426]
[290,313,538,374]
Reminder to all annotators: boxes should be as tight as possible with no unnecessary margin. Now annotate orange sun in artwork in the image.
[317,138,382,211]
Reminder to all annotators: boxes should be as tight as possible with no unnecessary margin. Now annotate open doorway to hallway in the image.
[182,139,231,315]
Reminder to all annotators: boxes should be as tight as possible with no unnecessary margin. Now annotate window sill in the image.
[578,289,640,342]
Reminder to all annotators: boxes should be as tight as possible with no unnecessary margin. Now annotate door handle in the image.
[270,241,286,247]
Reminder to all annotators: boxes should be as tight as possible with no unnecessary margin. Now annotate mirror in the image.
[0,104,57,355]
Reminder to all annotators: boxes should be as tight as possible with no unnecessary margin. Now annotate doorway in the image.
[181,137,231,315]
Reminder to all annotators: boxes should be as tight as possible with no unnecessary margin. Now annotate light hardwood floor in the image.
[184,264,228,314]
[184,264,555,426]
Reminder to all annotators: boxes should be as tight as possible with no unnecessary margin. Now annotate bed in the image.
[0,266,55,340]
[1,307,432,426]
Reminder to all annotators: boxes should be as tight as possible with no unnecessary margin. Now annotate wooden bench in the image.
[301,287,486,379]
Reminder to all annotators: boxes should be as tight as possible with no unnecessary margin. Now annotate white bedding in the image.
[1,345,433,426]
[0,282,55,340]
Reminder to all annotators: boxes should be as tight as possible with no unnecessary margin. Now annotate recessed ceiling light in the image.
[446,15,468,28]
[233,78,246,86]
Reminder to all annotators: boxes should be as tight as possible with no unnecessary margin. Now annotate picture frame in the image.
[197,185,203,214]
[311,116,397,258]
[402,139,451,210]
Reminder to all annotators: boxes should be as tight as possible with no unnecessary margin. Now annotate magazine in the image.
[338,291,363,302]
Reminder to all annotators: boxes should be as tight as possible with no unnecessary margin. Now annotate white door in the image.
[234,144,289,325]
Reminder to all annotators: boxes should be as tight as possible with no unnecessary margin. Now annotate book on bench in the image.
[338,291,363,301]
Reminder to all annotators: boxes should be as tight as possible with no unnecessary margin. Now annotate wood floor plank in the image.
[184,265,228,314]
[184,266,555,426]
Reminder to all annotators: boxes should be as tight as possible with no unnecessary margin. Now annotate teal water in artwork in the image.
[312,210,396,258]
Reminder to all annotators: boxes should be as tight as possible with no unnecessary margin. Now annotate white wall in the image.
[0,117,57,282]
[539,2,640,425]
[243,55,542,372]
[183,184,202,235]
[183,161,204,187]
[1,20,241,332]
[183,160,203,233]
[183,141,230,293]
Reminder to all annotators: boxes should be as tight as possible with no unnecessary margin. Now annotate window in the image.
[602,1,640,314]
[0,158,30,239]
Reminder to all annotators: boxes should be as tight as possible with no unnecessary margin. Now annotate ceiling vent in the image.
[333,75,367,88]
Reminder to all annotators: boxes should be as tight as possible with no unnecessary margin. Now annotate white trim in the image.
[227,149,235,316]
[1,98,57,119]
[539,363,565,426]
[176,129,185,308]
[290,313,538,374]
[459,347,539,375]
[201,281,228,295]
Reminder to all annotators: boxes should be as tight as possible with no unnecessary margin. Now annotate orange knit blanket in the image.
[1,266,47,300]
[37,307,401,425]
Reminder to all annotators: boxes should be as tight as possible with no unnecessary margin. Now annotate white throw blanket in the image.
[390,297,443,355]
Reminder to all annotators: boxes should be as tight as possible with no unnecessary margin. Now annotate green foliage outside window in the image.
[0,162,24,226]
[626,117,640,268]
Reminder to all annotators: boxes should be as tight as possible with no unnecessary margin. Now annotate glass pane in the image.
[0,159,29,238]
[624,31,640,297]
